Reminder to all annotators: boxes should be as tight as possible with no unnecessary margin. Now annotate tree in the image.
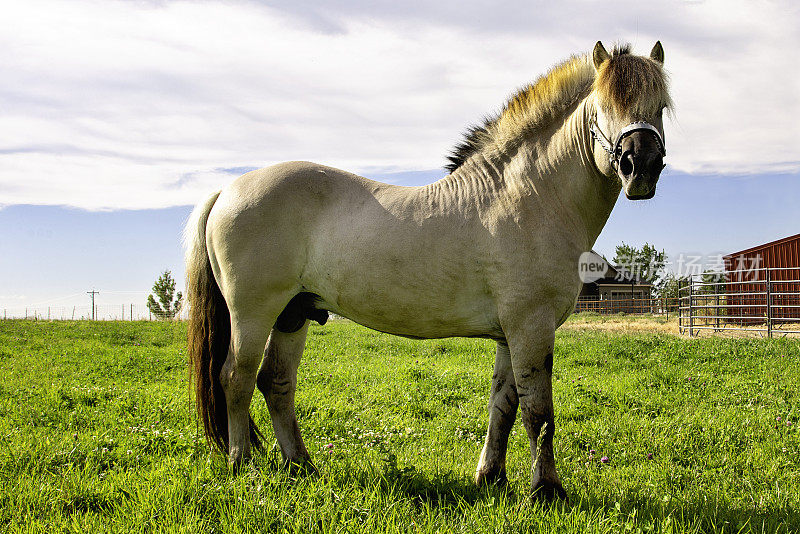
[612,242,666,286]
[700,270,725,293]
[147,270,183,320]
[659,272,683,310]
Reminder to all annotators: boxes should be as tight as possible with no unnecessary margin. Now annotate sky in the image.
[1,0,799,315]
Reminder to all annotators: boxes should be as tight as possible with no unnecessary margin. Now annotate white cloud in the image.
[0,0,798,209]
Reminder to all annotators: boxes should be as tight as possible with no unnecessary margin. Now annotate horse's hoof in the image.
[531,480,568,504]
[285,457,317,477]
[475,468,508,487]
[229,458,252,476]
[228,448,252,474]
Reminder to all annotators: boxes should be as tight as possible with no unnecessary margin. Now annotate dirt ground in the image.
[562,313,800,338]
[562,313,679,335]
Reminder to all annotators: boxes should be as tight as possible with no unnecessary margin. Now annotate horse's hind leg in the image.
[476,341,519,485]
[221,314,274,467]
[257,323,313,472]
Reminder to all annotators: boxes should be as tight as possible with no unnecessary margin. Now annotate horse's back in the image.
[226,161,382,204]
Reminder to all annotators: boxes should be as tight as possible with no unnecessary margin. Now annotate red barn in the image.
[723,233,800,324]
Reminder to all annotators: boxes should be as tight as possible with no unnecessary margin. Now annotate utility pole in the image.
[87,290,99,321]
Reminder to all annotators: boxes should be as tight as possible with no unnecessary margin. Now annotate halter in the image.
[589,116,666,170]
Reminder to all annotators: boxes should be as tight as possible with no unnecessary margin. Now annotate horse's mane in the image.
[445,44,671,173]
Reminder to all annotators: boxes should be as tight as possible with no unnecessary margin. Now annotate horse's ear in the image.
[592,41,610,71]
[650,41,664,64]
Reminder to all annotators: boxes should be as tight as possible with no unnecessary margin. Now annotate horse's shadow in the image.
[248,450,500,507]
[571,492,800,532]
[343,453,497,507]
[237,449,800,529]
[321,458,800,530]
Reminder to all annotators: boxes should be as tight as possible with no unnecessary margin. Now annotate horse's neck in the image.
[425,97,620,248]
[503,96,621,248]
[419,155,505,217]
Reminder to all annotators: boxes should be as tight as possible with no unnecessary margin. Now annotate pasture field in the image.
[1,317,799,533]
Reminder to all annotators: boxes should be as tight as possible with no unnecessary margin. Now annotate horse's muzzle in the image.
[618,131,665,200]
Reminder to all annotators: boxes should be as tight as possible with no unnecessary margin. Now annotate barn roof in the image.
[724,233,800,259]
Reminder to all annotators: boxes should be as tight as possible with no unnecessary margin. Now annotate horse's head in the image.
[589,41,671,200]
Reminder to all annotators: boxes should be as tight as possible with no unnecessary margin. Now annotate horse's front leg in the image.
[506,314,567,502]
[475,341,518,485]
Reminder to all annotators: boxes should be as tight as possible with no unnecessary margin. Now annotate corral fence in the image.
[10,299,678,321]
[575,297,679,316]
[678,266,800,337]
[1,304,187,322]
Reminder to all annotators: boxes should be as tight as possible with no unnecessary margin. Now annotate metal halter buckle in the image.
[589,117,666,170]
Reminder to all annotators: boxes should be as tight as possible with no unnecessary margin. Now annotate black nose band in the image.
[589,117,666,170]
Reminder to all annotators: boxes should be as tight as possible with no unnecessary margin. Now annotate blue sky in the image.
[3,169,798,313]
[1,1,799,313]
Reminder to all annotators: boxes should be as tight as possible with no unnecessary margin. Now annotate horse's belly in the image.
[315,283,499,340]
[333,307,498,340]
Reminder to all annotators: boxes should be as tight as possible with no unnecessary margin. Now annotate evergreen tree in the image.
[147,270,183,320]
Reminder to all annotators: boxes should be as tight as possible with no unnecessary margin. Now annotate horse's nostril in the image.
[619,152,634,176]
[649,154,664,176]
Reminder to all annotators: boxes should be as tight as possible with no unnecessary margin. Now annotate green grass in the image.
[0,318,798,532]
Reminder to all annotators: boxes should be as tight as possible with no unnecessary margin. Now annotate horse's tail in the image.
[184,191,262,454]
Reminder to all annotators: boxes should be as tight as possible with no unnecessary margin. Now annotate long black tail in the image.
[185,192,262,453]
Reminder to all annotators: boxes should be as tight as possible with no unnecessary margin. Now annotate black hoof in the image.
[531,480,568,504]
[476,468,509,487]
[285,457,317,477]
[228,451,253,475]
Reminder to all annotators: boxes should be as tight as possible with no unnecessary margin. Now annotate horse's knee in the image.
[258,325,308,402]
[221,358,257,397]
[263,378,295,413]
[258,353,293,405]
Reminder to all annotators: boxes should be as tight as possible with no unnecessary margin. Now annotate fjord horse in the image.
[186,41,671,501]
